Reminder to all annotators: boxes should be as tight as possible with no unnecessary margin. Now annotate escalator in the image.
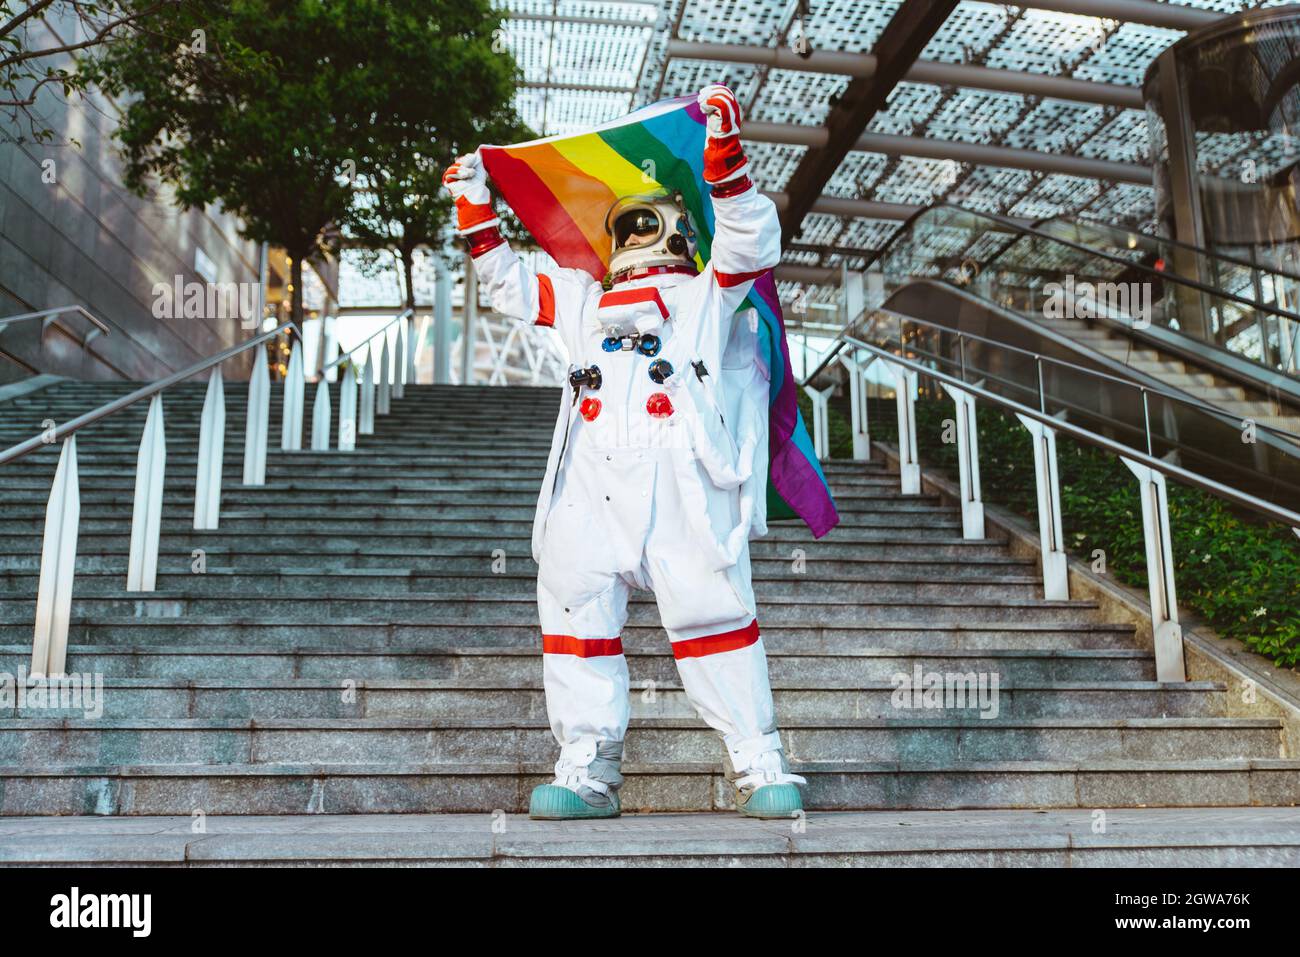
[858,203,1300,509]
[1034,214,1300,396]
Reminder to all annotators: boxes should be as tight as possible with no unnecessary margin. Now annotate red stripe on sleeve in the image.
[536,274,556,327]
[671,619,760,659]
[714,268,767,288]
[467,226,505,258]
[711,175,753,198]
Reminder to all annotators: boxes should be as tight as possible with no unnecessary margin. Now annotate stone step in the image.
[0,716,1279,766]
[0,553,1038,580]
[0,486,928,509]
[0,473,528,494]
[19,385,552,400]
[0,520,977,540]
[0,593,1101,625]
[4,809,1297,866]
[0,498,954,523]
[0,676,1223,721]
[0,451,555,472]
[0,573,1046,603]
[0,572,1045,600]
[0,535,1018,562]
[13,379,1274,822]
[0,644,1156,682]
[0,427,535,448]
[0,619,1138,650]
[0,439,556,459]
[0,477,565,495]
[1,757,1292,815]
[1,407,554,421]
[1215,399,1294,417]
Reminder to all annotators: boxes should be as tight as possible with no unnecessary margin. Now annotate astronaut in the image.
[443,85,805,820]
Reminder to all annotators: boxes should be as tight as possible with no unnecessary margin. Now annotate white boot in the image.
[530,737,624,820]
[726,733,806,819]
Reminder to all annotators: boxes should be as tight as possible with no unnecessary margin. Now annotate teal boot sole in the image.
[529,784,621,820]
[736,783,803,819]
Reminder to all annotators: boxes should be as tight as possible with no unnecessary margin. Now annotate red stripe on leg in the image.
[671,619,760,659]
[542,633,624,657]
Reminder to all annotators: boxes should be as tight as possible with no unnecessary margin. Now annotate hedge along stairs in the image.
[0,380,1297,863]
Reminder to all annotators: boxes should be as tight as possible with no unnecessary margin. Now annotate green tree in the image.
[0,1,168,144]
[343,67,527,311]
[85,0,522,323]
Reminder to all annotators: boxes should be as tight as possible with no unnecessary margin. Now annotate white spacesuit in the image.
[444,85,805,820]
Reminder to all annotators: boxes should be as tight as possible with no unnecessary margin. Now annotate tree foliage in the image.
[341,22,527,312]
[84,0,523,321]
[0,0,168,144]
[807,393,1300,668]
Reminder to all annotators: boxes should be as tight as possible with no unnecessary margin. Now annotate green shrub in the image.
[802,392,1300,667]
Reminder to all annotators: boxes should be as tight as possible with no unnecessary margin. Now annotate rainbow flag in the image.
[480,95,838,537]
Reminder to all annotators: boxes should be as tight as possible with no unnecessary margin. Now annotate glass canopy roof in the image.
[494,0,1284,303]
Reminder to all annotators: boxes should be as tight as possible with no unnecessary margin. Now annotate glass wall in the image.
[1144,7,1300,371]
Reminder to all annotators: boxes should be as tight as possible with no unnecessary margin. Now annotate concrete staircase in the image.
[0,378,1297,864]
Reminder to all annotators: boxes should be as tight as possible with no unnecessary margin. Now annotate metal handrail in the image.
[1035,213,1300,284]
[0,320,298,467]
[322,308,413,373]
[807,305,1300,444]
[804,316,1300,530]
[0,305,112,335]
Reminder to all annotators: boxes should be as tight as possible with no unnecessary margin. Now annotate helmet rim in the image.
[604,190,697,278]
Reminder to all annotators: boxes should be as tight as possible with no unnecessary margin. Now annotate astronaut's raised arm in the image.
[707,183,781,295]
[443,151,595,331]
[696,85,781,310]
[472,242,595,331]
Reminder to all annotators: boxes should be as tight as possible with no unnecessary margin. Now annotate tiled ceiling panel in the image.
[870,82,946,136]
[825,151,890,198]
[921,3,1012,65]
[677,0,788,45]
[986,9,1111,76]
[873,156,965,206]
[746,141,808,188]
[489,0,1282,267]
[926,88,1026,144]
[1072,22,1182,85]
[798,0,900,54]
[658,59,760,100]
[751,69,848,126]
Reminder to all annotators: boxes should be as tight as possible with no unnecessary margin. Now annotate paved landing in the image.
[2,808,1299,866]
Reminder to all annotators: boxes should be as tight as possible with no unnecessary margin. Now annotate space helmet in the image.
[604,189,698,280]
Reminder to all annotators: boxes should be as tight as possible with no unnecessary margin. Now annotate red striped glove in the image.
[442,153,500,235]
[697,84,750,189]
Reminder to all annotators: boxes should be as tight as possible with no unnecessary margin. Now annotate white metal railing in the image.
[473,312,568,385]
[802,306,1300,685]
[0,321,301,676]
[317,308,414,452]
[3,300,482,678]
